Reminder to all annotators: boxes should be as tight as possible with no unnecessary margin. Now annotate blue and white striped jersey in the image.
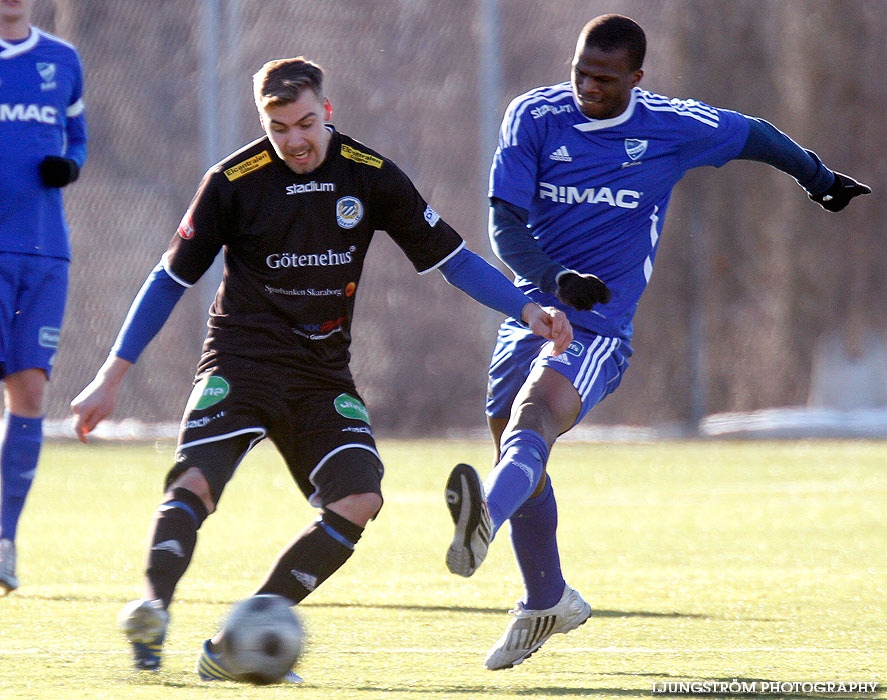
[489,83,749,347]
[0,27,86,260]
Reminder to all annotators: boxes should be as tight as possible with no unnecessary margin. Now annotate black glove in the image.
[809,172,871,212]
[39,156,80,187]
[555,271,611,311]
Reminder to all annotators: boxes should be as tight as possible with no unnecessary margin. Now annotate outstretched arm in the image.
[438,247,572,355]
[70,259,187,442]
[738,117,870,211]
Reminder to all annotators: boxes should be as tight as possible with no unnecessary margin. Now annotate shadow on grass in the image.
[124,676,649,698]
[305,602,718,619]
[14,592,724,620]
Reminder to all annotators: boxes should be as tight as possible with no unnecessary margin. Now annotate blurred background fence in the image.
[30,0,886,437]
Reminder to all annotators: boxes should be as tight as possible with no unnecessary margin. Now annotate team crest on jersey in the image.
[624,138,648,161]
[37,62,57,90]
[336,196,364,229]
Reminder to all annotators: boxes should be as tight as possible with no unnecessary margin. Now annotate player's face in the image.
[261,91,333,175]
[571,44,643,120]
[0,0,35,27]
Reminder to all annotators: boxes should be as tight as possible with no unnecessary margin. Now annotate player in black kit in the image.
[70,57,571,680]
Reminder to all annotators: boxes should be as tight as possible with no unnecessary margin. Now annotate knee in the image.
[326,492,383,527]
[4,369,48,417]
[159,486,210,531]
[166,467,216,515]
[509,382,580,443]
[508,398,559,442]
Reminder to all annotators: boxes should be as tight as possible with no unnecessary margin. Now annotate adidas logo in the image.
[152,539,185,558]
[549,146,572,162]
[290,569,318,591]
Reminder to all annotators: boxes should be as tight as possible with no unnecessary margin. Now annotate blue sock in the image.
[0,414,43,541]
[510,476,565,610]
[483,429,549,535]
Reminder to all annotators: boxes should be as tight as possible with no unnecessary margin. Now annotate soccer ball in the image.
[218,594,305,684]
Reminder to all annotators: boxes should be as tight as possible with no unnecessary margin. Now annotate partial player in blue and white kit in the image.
[0,0,87,594]
[443,15,870,669]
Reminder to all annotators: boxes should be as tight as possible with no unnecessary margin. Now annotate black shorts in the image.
[167,355,382,507]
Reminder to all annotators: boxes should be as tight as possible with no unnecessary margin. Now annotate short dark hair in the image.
[253,57,324,109]
[579,15,646,72]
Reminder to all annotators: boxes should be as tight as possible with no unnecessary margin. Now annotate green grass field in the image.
[0,439,884,699]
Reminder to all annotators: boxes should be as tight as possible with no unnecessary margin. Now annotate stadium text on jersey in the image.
[286,181,335,195]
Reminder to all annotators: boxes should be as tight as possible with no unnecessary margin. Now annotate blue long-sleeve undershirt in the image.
[65,111,88,168]
[489,198,565,294]
[111,259,187,363]
[737,116,835,195]
[438,246,530,321]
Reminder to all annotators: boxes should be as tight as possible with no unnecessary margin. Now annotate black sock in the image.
[253,509,364,604]
[144,488,208,609]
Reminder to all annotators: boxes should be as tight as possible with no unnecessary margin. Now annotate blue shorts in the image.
[486,318,628,427]
[0,252,68,379]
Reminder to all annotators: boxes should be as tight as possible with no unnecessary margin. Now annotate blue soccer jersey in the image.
[0,27,86,260]
[489,84,750,347]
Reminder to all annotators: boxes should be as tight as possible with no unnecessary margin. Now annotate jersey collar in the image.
[317,125,337,171]
[0,26,39,59]
[572,88,638,132]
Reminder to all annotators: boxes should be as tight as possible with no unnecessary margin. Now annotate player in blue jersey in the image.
[70,57,570,678]
[444,14,870,670]
[0,0,86,595]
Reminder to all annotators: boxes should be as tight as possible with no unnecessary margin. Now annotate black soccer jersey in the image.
[165,128,463,382]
